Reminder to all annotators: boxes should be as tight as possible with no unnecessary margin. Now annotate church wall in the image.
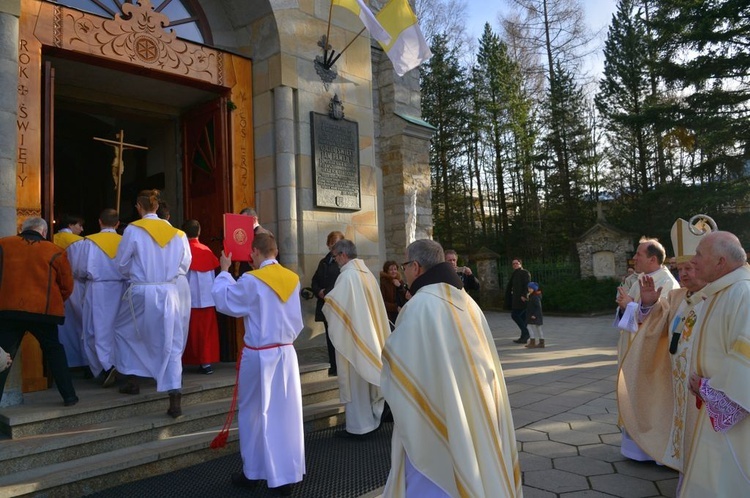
[0,4,19,235]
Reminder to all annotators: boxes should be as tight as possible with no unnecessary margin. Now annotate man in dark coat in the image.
[505,257,531,344]
[311,231,344,376]
[0,217,79,406]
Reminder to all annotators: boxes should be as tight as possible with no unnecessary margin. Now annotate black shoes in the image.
[102,367,117,388]
[270,483,294,496]
[328,367,337,377]
[63,396,79,407]
[513,337,529,344]
[231,472,260,489]
[197,365,214,375]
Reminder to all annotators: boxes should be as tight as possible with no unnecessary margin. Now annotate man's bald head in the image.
[692,231,747,283]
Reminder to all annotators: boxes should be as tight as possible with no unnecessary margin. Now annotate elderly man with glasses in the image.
[322,239,390,438]
[381,239,521,497]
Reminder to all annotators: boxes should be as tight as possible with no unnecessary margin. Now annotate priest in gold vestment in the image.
[381,239,521,498]
[620,226,750,496]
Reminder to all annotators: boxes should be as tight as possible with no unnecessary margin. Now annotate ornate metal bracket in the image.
[314,35,338,89]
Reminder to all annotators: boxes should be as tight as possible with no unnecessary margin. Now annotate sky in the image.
[465,0,618,79]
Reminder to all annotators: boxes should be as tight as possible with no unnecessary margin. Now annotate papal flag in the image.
[376,0,432,76]
[332,0,391,45]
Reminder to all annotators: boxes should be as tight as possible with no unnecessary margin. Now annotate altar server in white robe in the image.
[322,239,390,437]
[615,236,678,460]
[381,239,521,498]
[79,208,128,386]
[212,233,305,496]
[54,215,88,368]
[115,189,191,418]
[156,200,191,341]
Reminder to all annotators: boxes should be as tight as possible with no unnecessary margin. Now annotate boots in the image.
[167,392,182,418]
[118,375,140,395]
[524,339,537,348]
[537,339,546,348]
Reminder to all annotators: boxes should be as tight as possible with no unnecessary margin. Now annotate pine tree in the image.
[421,33,471,247]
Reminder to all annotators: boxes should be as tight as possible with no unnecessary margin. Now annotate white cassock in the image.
[78,228,130,376]
[176,272,191,352]
[58,236,88,368]
[212,260,305,488]
[322,259,390,435]
[617,265,678,461]
[115,214,191,392]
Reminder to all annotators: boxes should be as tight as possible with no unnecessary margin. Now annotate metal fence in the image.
[496,257,580,291]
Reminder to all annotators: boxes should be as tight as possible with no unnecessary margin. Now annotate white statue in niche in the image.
[592,251,616,278]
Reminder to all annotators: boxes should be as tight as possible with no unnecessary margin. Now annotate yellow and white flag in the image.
[332,0,391,45]
[376,0,432,76]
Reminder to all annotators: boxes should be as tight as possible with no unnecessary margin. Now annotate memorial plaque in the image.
[311,112,361,210]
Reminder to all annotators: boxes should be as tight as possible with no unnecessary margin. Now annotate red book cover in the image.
[223,213,254,262]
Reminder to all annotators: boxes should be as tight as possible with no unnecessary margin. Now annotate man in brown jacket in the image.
[0,217,79,406]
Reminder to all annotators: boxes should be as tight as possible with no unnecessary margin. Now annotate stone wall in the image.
[576,225,633,279]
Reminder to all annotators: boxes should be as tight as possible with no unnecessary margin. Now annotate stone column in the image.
[0,1,20,237]
[372,47,434,263]
[274,85,298,271]
[0,0,22,407]
[474,247,502,310]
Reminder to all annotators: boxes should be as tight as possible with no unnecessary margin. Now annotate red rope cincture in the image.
[210,343,292,449]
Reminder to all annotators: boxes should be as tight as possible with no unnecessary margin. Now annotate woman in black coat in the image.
[311,231,344,375]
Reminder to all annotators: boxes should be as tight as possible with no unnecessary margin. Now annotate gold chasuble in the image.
[85,232,122,259]
[130,219,183,247]
[381,283,521,498]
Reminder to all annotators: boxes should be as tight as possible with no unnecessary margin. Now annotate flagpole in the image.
[328,27,366,67]
[324,1,335,63]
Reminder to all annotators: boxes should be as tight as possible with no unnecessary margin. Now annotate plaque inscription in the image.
[311,112,361,210]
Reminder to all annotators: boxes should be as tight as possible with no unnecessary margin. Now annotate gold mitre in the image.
[671,215,715,263]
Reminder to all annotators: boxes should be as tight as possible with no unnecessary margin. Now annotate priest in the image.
[381,239,521,497]
[322,239,390,437]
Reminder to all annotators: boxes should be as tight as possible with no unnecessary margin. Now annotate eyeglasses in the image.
[400,260,414,272]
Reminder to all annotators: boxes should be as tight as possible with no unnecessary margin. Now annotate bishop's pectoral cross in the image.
[93,130,149,212]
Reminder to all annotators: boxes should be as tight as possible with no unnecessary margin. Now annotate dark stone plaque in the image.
[311,111,361,210]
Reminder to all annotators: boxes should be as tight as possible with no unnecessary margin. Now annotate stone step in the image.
[0,358,346,496]
[0,396,346,497]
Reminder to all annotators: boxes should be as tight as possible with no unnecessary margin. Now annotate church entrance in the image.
[16,0,255,391]
[47,54,220,232]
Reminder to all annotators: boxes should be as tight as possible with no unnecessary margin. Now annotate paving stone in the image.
[589,412,619,424]
[524,468,589,493]
[579,379,618,393]
[510,391,554,407]
[569,419,621,435]
[600,433,623,446]
[614,460,679,481]
[519,451,553,471]
[515,428,549,443]
[590,473,660,497]
[522,485,556,498]
[579,443,628,463]
[554,456,615,476]
[522,400,574,416]
[511,408,550,428]
[547,390,608,408]
[561,491,620,498]
[569,404,610,416]
[545,412,590,424]
[656,477,679,497]
[523,440,579,459]
[548,429,603,445]
[527,420,571,433]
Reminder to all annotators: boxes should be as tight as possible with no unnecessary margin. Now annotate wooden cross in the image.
[93,130,149,212]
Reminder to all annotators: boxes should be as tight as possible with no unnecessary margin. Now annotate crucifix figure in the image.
[93,130,149,211]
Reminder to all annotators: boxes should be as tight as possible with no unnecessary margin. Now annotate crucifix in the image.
[93,130,149,212]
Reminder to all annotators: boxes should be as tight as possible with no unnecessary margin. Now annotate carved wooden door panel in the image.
[182,97,238,361]
[182,97,230,256]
